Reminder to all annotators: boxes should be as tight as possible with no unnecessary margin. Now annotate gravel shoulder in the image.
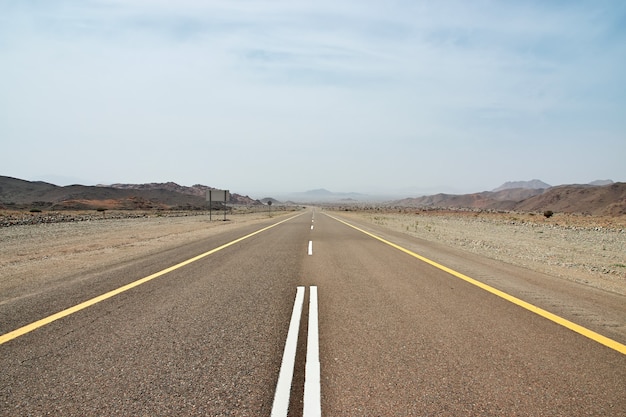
[334,210,626,296]
[0,211,293,305]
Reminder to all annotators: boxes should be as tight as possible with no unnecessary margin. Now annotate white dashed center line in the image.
[304,286,321,417]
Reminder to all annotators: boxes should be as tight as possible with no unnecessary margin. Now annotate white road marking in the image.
[308,240,313,255]
[304,286,321,417]
[271,286,305,417]
[311,225,314,230]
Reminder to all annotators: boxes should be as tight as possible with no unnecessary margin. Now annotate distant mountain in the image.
[493,179,551,192]
[304,188,334,196]
[0,176,261,210]
[284,188,369,202]
[392,182,626,216]
[393,188,544,211]
[106,182,209,196]
[107,182,258,205]
[589,179,614,186]
[4,175,623,214]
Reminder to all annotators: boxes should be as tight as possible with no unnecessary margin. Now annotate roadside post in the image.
[206,189,230,221]
[268,200,272,217]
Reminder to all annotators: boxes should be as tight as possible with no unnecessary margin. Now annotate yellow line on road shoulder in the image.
[0,213,303,346]
[326,213,626,355]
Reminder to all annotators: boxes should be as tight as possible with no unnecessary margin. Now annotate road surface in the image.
[1,208,625,416]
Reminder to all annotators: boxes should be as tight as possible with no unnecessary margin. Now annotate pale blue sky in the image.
[1,0,624,197]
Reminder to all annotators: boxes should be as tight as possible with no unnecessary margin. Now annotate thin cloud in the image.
[0,0,624,194]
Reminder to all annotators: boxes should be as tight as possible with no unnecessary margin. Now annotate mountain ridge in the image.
[105,182,258,205]
[0,176,261,210]
[392,182,625,216]
[2,176,624,215]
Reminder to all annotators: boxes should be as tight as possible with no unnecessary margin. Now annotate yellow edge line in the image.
[0,213,304,346]
[326,213,626,355]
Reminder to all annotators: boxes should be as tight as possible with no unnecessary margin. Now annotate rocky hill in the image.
[106,182,259,205]
[393,182,626,216]
[0,176,261,210]
[514,183,626,216]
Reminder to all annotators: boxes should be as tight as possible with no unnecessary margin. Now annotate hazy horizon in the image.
[2,1,625,196]
[3,173,618,202]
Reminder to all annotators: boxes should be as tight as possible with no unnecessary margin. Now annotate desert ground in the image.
[0,209,284,303]
[337,209,626,296]
[1,208,625,305]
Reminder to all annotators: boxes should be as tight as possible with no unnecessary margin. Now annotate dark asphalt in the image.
[1,208,625,416]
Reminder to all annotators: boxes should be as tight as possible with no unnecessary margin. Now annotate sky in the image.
[1,0,625,198]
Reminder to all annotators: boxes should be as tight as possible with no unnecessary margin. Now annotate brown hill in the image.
[107,182,259,205]
[394,188,544,211]
[0,176,261,210]
[393,183,626,216]
[515,183,626,216]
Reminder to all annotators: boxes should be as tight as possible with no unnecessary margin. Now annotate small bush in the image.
[29,208,42,213]
[96,208,107,218]
[543,210,554,218]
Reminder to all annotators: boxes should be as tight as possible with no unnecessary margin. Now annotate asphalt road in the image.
[1,208,625,416]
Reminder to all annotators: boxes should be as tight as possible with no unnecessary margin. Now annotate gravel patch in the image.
[339,210,626,296]
[0,210,294,304]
